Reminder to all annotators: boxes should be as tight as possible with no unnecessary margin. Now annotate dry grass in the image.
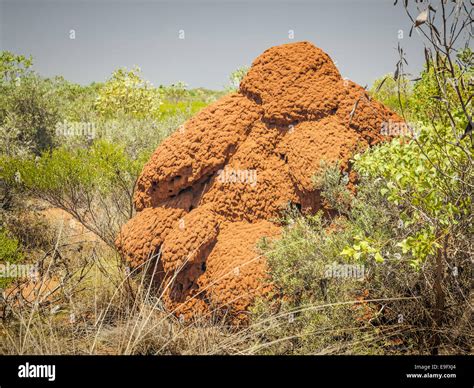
[1,206,471,355]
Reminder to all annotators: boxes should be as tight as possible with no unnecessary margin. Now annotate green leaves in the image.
[95,67,162,120]
[1,139,145,200]
[0,229,25,289]
[0,51,33,83]
[354,120,470,268]
[227,66,249,91]
[397,229,440,269]
[369,73,413,116]
[374,252,384,263]
[0,140,149,245]
[0,228,23,263]
[340,234,380,263]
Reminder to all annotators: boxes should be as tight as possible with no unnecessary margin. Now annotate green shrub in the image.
[370,74,413,117]
[4,211,54,252]
[0,75,62,155]
[95,67,162,120]
[370,51,472,130]
[163,81,188,103]
[93,114,183,158]
[354,124,470,268]
[0,228,23,263]
[227,66,249,91]
[252,140,472,354]
[0,140,148,246]
[250,170,403,354]
[0,228,24,289]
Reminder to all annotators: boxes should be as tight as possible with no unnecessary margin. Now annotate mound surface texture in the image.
[116,42,400,323]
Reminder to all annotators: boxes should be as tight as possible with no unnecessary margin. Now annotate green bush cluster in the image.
[253,168,405,354]
[0,228,23,263]
[0,50,223,248]
[0,140,150,245]
[0,228,24,289]
[354,124,470,268]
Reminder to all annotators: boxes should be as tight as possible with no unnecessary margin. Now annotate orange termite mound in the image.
[116,41,400,324]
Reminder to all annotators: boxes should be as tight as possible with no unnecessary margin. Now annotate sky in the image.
[0,0,427,89]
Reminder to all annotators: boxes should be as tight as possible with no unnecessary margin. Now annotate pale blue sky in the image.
[0,0,426,89]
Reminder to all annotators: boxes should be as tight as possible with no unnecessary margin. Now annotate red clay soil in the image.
[116,41,401,324]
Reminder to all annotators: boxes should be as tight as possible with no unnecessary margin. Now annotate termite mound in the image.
[116,41,400,324]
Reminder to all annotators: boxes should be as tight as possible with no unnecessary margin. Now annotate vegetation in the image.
[0,1,471,355]
[227,66,249,91]
[255,1,472,355]
[0,229,24,288]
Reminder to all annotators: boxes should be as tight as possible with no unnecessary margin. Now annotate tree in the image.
[165,81,188,103]
[0,51,32,84]
[95,67,162,120]
[227,66,249,91]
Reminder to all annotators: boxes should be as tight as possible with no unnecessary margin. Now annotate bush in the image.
[354,125,470,262]
[0,140,148,246]
[0,52,99,157]
[227,66,249,91]
[410,51,472,126]
[93,113,185,159]
[3,211,54,252]
[252,147,472,354]
[164,81,188,103]
[0,228,24,289]
[95,67,162,120]
[370,74,413,117]
[250,168,404,354]
[370,49,472,128]
[0,75,62,156]
[0,228,23,263]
